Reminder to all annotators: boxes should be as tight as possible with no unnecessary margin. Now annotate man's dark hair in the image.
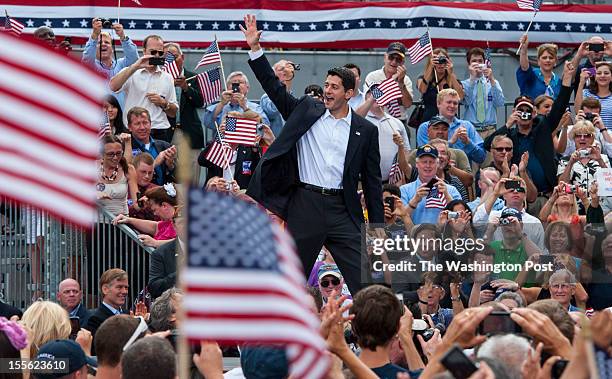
[143,34,163,50]
[581,97,602,112]
[122,337,176,379]
[343,63,361,77]
[350,285,402,350]
[382,184,401,198]
[327,67,356,92]
[127,106,151,126]
[466,47,485,63]
[95,315,142,367]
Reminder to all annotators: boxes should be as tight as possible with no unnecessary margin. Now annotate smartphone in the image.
[395,293,404,314]
[589,43,604,52]
[232,82,240,93]
[384,197,395,212]
[504,180,521,190]
[478,311,522,335]
[426,177,438,189]
[539,255,555,265]
[551,359,569,379]
[440,344,478,379]
[149,56,165,66]
[69,317,80,340]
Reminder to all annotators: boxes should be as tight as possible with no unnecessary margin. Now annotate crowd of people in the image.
[0,12,611,379]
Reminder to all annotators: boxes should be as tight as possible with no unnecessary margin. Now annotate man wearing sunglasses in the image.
[110,35,178,143]
[317,263,351,313]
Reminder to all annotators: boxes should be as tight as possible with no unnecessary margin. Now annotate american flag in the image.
[162,52,181,80]
[195,39,221,69]
[205,131,232,169]
[371,78,402,107]
[386,99,401,118]
[4,12,25,36]
[407,31,433,65]
[184,190,330,379]
[98,111,111,138]
[425,186,447,209]
[196,67,223,104]
[224,116,258,146]
[517,0,542,12]
[0,32,106,227]
[388,154,403,185]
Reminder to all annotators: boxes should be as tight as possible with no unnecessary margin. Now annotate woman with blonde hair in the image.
[20,301,71,359]
[517,34,560,99]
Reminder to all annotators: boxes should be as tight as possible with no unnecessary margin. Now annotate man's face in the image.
[582,106,602,117]
[144,38,164,68]
[503,185,526,209]
[98,34,112,60]
[491,139,513,165]
[135,162,154,187]
[415,229,437,260]
[102,278,129,308]
[347,67,361,94]
[550,281,574,305]
[164,45,184,70]
[432,143,448,168]
[273,60,294,83]
[323,74,352,112]
[34,27,55,45]
[229,74,249,96]
[57,281,81,310]
[427,123,449,140]
[384,53,404,75]
[418,282,445,308]
[129,113,152,143]
[437,95,459,119]
[415,156,439,179]
[479,170,500,192]
[515,106,535,128]
[469,55,485,65]
[500,217,523,239]
[319,274,342,298]
[587,36,605,63]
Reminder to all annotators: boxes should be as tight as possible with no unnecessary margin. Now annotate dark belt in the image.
[299,182,343,196]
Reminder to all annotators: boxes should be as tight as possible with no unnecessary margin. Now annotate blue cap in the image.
[317,263,342,281]
[428,115,450,128]
[416,144,439,159]
[500,208,522,222]
[35,339,97,378]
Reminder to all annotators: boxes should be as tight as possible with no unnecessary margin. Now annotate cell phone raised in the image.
[384,197,395,212]
[426,177,438,189]
[69,317,80,340]
[440,344,478,379]
[232,82,240,93]
[589,43,604,52]
[478,311,522,335]
[504,180,521,190]
[149,57,165,66]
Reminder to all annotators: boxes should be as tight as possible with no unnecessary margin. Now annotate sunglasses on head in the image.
[492,147,513,152]
[148,49,165,56]
[320,278,341,288]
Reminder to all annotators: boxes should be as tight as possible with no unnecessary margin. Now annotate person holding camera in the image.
[461,48,505,140]
[109,35,178,143]
[562,98,612,158]
[570,36,607,95]
[260,59,296,137]
[575,61,612,130]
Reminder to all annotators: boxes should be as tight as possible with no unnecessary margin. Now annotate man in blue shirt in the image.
[260,59,296,137]
[417,88,486,164]
[400,144,462,224]
[461,48,505,140]
[203,71,269,129]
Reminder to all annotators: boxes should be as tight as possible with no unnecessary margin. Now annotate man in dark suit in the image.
[85,268,130,353]
[241,15,384,294]
[148,212,185,299]
[57,278,91,326]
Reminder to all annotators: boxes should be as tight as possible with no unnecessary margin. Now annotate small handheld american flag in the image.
[370,77,402,107]
[162,53,181,80]
[407,31,433,65]
[196,67,222,104]
[184,190,330,379]
[195,39,221,69]
[224,116,258,146]
[205,130,232,169]
[516,0,542,12]
[4,12,25,36]
[425,186,447,209]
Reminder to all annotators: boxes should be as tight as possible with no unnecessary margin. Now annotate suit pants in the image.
[286,187,365,295]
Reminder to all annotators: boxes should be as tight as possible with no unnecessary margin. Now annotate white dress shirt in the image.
[365,111,410,180]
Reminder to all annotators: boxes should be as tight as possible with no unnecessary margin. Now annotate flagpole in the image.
[426,28,440,91]
[214,121,232,169]
[117,0,121,24]
[516,11,538,55]
[215,35,228,92]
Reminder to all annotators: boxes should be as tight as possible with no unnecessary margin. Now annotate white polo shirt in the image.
[118,66,177,130]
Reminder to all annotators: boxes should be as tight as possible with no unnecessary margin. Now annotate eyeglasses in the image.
[320,278,341,288]
[105,152,123,158]
[388,55,404,63]
[122,316,149,351]
[575,134,594,139]
[148,49,165,56]
[550,283,572,290]
[492,147,513,152]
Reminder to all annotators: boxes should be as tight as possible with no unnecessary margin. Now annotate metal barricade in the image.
[0,198,155,310]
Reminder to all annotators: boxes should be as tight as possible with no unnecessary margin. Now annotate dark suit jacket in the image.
[72,303,92,327]
[246,54,384,227]
[148,239,180,299]
[198,144,261,190]
[85,303,127,354]
[169,69,205,149]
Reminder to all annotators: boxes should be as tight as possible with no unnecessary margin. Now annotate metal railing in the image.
[0,198,155,310]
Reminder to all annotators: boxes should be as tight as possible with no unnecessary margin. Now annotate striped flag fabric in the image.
[517,0,542,12]
[205,132,232,169]
[223,116,258,145]
[98,111,111,138]
[184,189,330,379]
[196,67,223,104]
[162,53,181,79]
[388,154,403,185]
[195,39,221,69]
[0,32,107,227]
[4,12,25,36]
[371,78,402,107]
[407,31,433,65]
[425,186,448,209]
[386,99,402,118]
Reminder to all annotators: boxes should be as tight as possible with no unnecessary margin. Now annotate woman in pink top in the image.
[113,183,178,248]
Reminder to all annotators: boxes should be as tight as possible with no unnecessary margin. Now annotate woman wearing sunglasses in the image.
[97,135,138,217]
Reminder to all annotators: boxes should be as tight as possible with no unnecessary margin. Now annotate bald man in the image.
[57,278,91,325]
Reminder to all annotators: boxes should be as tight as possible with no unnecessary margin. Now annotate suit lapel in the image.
[343,117,363,176]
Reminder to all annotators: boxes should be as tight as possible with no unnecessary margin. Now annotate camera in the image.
[448,211,459,220]
[565,184,577,194]
[518,111,532,120]
[584,112,596,121]
[437,56,448,64]
[478,311,522,335]
[477,63,487,70]
[97,18,113,28]
[499,218,512,226]
[225,182,233,191]
[589,43,604,52]
[289,62,301,71]
[578,149,591,158]
[231,82,240,93]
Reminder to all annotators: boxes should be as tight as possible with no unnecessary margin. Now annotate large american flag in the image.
[162,52,181,79]
[371,78,402,107]
[425,186,448,209]
[407,31,433,65]
[205,131,232,169]
[184,190,330,379]
[195,39,221,69]
[4,12,24,36]
[2,1,608,48]
[224,116,258,146]
[196,67,223,104]
[517,0,542,12]
[0,32,106,227]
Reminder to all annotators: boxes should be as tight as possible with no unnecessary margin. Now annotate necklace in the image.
[100,162,118,181]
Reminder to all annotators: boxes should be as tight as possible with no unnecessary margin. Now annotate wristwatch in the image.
[163,102,171,111]
[450,296,461,302]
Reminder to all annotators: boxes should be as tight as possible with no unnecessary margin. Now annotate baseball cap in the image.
[317,263,342,281]
[416,144,439,159]
[513,95,534,109]
[34,339,96,379]
[500,208,522,222]
[387,42,406,58]
[428,115,450,128]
